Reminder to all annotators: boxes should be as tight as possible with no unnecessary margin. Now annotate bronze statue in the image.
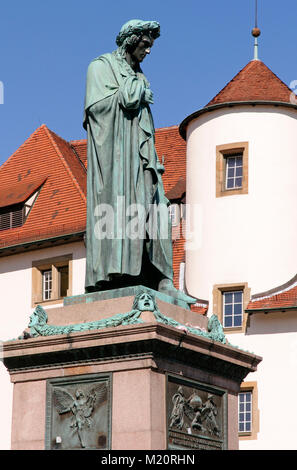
[83,19,195,305]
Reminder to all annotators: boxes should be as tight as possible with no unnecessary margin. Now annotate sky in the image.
[0,0,296,166]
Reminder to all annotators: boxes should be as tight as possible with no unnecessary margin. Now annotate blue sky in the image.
[0,0,296,165]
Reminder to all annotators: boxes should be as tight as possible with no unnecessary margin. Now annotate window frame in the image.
[239,382,259,440]
[238,390,252,433]
[225,154,243,190]
[42,269,53,301]
[32,254,72,307]
[212,282,251,334]
[168,203,180,227]
[216,142,249,198]
[222,290,244,328]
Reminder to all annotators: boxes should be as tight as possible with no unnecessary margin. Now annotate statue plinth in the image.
[64,285,194,310]
[2,289,261,450]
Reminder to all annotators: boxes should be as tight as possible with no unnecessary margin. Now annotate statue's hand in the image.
[143,88,154,104]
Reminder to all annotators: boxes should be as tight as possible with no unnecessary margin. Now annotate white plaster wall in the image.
[0,241,86,449]
[227,311,297,450]
[185,106,297,306]
[184,104,297,450]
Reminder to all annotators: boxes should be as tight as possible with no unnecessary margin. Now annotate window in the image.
[212,282,251,333]
[169,203,180,226]
[178,262,185,292]
[216,142,248,197]
[0,204,24,231]
[58,265,69,298]
[0,188,40,231]
[238,391,252,433]
[32,254,72,306]
[239,382,259,440]
[223,290,243,328]
[42,269,52,301]
[225,154,243,190]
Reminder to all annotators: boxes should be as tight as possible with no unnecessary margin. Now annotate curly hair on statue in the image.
[116,19,160,52]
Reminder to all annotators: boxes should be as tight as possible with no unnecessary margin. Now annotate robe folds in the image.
[83,50,173,290]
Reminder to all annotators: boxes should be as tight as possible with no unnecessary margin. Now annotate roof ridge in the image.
[48,128,87,175]
[69,139,87,144]
[155,125,179,131]
[0,124,48,173]
[205,61,252,107]
[69,126,180,139]
[43,126,86,203]
[69,141,88,171]
[258,60,294,94]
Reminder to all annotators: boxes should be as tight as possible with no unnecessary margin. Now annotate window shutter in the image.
[0,204,24,230]
[0,212,11,230]
[11,206,24,228]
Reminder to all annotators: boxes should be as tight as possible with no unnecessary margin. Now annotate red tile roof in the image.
[206,60,295,107]
[70,139,87,170]
[70,125,187,196]
[47,129,87,196]
[0,176,46,208]
[0,125,87,249]
[0,126,186,243]
[166,178,186,200]
[246,275,297,312]
[155,126,186,195]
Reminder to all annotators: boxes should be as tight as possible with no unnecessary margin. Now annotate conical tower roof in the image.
[206,59,293,106]
[179,59,297,139]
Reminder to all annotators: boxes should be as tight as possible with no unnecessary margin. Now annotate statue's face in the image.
[132,35,154,63]
[137,292,155,311]
[29,311,39,327]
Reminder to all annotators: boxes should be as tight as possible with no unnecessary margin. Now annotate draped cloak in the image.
[83,50,173,290]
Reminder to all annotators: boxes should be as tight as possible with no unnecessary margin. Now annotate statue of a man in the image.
[83,19,195,305]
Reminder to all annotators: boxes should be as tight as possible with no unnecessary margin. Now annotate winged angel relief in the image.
[53,383,107,448]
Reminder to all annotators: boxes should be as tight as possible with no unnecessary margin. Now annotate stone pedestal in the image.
[3,287,261,450]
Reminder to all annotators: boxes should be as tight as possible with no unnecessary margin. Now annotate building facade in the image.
[180,58,297,449]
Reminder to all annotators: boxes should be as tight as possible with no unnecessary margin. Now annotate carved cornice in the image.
[3,322,261,382]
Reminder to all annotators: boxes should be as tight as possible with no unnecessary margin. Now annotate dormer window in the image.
[0,178,45,231]
[0,203,25,231]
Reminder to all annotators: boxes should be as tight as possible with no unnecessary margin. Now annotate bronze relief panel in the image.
[45,373,111,450]
[167,374,227,450]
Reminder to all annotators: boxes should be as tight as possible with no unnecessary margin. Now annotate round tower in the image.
[180,59,297,315]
